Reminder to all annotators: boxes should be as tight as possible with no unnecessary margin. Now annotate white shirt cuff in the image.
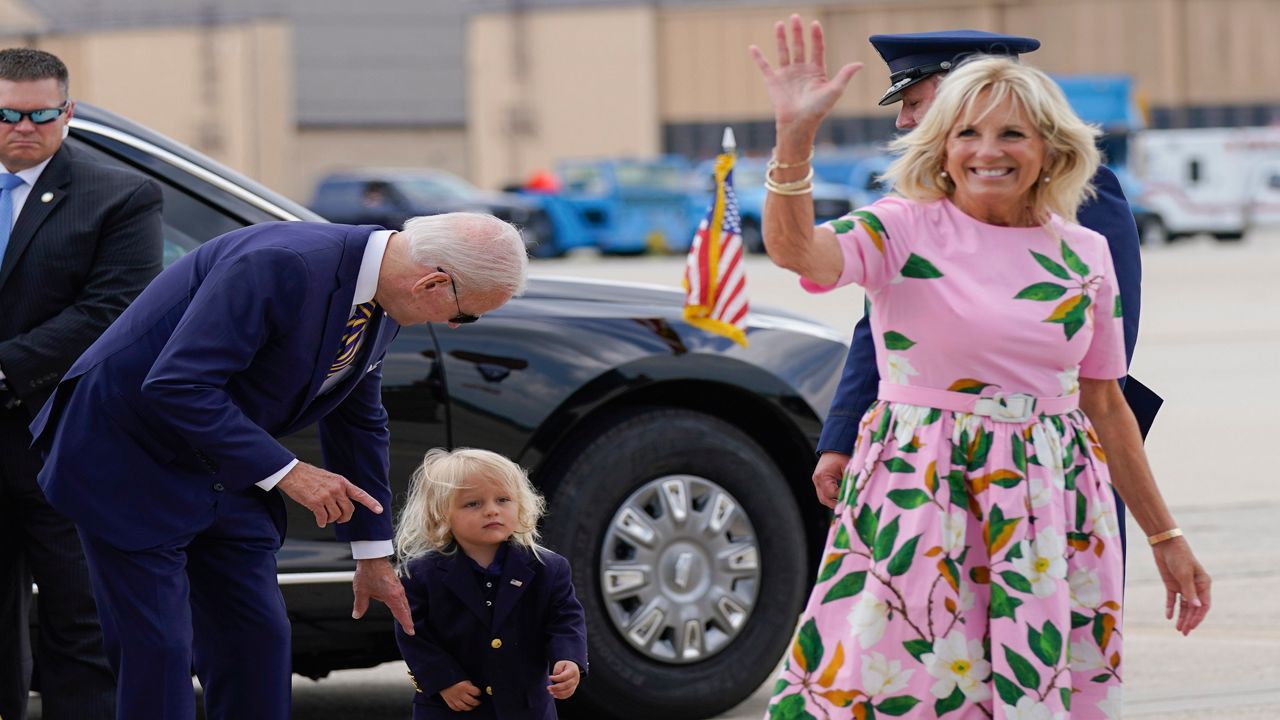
[257,458,299,491]
[350,540,394,560]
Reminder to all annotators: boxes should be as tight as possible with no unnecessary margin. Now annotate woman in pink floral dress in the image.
[749,17,1212,720]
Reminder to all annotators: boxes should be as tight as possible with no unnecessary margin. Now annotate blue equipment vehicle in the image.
[544,156,703,254]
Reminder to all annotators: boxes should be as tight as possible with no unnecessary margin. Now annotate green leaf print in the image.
[833,523,851,550]
[990,583,1023,620]
[883,457,917,473]
[1047,294,1092,341]
[947,378,997,395]
[946,471,968,509]
[1004,645,1043,691]
[1091,673,1112,683]
[1028,620,1063,667]
[934,686,966,715]
[1013,282,1069,301]
[1114,295,1123,318]
[875,696,921,716]
[993,672,1026,706]
[772,679,790,694]
[1011,433,1027,473]
[797,619,824,675]
[829,218,856,234]
[966,430,993,471]
[853,210,890,254]
[923,408,943,426]
[903,639,932,662]
[1030,250,1071,280]
[822,570,868,603]
[886,534,921,577]
[883,330,916,351]
[873,516,900,562]
[900,253,945,279]
[887,489,931,509]
[870,408,893,444]
[1003,542,1024,562]
[1071,611,1093,628]
[817,554,843,583]
[1000,570,1033,594]
[1060,686,1073,711]
[1061,239,1091,276]
[855,505,878,549]
[770,693,818,720]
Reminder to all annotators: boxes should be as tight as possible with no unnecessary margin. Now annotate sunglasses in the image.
[0,103,68,125]
[437,266,481,324]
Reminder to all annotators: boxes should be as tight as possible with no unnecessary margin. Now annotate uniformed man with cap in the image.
[750,16,1160,557]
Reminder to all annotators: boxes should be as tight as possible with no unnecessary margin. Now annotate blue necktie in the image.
[327,301,379,378]
[0,173,25,266]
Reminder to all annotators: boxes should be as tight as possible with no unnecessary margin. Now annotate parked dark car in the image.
[309,169,559,257]
[46,104,849,720]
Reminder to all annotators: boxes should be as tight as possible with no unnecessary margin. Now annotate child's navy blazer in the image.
[396,544,588,719]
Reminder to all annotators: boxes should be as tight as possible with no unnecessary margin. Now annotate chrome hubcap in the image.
[599,475,760,663]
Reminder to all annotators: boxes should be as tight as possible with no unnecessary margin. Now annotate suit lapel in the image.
[292,226,368,422]
[440,552,493,626]
[491,546,535,632]
[0,146,71,291]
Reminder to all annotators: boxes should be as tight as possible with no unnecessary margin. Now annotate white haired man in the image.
[31,212,528,719]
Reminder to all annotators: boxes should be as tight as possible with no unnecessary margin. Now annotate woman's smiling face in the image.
[943,90,1047,226]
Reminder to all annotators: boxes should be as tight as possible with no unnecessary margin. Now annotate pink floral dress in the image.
[767,197,1127,719]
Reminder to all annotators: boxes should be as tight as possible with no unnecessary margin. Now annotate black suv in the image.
[49,104,849,720]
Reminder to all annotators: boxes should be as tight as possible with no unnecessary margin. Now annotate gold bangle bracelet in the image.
[1147,528,1183,546]
[765,182,814,196]
[764,164,814,190]
[768,146,815,170]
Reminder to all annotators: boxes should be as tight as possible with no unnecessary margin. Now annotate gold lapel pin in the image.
[40,192,53,203]
[509,579,523,587]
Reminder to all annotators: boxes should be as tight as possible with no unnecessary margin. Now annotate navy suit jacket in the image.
[396,545,588,720]
[817,166,1163,454]
[30,221,399,551]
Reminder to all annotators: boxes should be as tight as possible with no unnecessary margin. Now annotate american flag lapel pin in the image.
[510,579,523,587]
[41,192,53,203]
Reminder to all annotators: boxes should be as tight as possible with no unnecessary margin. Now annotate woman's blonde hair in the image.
[395,447,547,566]
[881,56,1101,223]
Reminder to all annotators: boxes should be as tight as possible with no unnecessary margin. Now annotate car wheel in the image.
[1136,214,1170,245]
[740,218,765,254]
[543,407,807,720]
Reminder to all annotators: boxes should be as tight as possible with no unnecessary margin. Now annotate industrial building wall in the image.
[293,126,468,204]
[32,20,295,192]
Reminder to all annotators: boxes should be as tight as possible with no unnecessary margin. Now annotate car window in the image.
[559,165,607,194]
[400,175,472,203]
[615,164,687,191]
[311,179,367,217]
[67,135,249,266]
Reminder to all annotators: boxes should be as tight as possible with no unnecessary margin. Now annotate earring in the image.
[940,170,948,178]
[1042,175,1051,183]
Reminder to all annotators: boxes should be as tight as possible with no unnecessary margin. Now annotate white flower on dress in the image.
[1089,501,1120,539]
[1097,685,1123,719]
[860,652,914,697]
[847,592,889,649]
[886,354,919,385]
[950,412,984,446]
[940,508,968,555]
[1030,421,1066,489]
[957,580,976,612]
[1010,533,1068,597]
[890,403,930,447]
[1057,367,1080,396]
[1069,638,1106,673]
[1068,567,1103,610]
[922,630,992,702]
[1028,476,1054,509]
[1003,695,1066,720]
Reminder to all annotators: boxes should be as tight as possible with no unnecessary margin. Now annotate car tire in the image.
[543,407,807,720]
[740,218,765,254]
[1136,214,1170,245]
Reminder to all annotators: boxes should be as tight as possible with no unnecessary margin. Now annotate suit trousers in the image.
[79,485,292,720]
[0,406,114,720]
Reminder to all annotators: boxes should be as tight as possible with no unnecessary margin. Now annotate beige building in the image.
[468,0,1280,190]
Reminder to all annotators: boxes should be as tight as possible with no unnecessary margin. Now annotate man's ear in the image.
[414,270,450,295]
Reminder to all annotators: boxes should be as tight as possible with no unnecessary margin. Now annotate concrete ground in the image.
[30,229,1280,719]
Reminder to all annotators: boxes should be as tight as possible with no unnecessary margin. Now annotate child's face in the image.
[448,475,518,555]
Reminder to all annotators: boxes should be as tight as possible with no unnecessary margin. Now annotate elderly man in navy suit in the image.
[31,212,528,720]
[798,23,1161,556]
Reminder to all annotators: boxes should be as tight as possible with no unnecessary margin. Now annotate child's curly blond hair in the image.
[394,447,547,568]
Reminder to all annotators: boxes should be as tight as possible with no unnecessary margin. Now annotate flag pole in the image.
[681,127,749,347]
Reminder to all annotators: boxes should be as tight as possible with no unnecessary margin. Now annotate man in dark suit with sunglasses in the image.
[0,48,163,720]
[31,212,525,719]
